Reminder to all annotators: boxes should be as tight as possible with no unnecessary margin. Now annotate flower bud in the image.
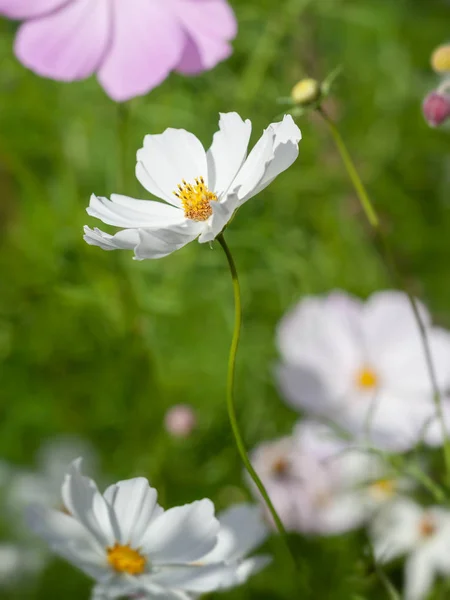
[291,78,321,106]
[422,90,450,127]
[431,44,450,73]
[164,404,197,438]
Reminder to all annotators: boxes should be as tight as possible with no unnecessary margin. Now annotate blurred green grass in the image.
[0,0,450,598]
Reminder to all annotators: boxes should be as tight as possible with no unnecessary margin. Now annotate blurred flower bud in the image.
[422,90,450,127]
[291,78,321,106]
[431,44,450,73]
[164,404,196,438]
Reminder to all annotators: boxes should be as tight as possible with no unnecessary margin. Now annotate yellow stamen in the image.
[355,366,378,390]
[107,543,146,575]
[369,478,396,499]
[174,177,217,222]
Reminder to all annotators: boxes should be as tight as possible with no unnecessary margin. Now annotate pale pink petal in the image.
[174,0,236,74]
[14,0,111,82]
[0,0,67,19]
[98,0,185,102]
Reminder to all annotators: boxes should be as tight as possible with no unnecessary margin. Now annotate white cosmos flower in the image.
[249,421,408,535]
[371,498,450,600]
[28,459,246,600]
[276,290,450,451]
[84,112,301,259]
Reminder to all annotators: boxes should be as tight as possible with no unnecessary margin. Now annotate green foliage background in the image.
[0,0,449,598]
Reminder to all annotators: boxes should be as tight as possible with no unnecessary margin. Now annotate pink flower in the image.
[0,0,237,102]
[422,90,450,128]
[164,404,197,438]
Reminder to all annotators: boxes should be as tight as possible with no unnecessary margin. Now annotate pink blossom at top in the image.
[0,0,237,102]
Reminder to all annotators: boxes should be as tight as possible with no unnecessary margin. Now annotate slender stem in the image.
[366,535,401,600]
[318,106,450,485]
[117,102,130,192]
[217,233,297,568]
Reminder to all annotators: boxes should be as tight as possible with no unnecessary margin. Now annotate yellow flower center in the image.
[174,177,217,221]
[355,366,378,390]
[369,478,396,499]
[107,543,146,575]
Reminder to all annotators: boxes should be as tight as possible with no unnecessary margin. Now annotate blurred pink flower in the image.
[164,404,197,437]
[0,0,237,101]
[422,90,450,128]
[249,421,408,536]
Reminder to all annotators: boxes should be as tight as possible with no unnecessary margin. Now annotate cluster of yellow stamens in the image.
[107,543,146,575]
[355,366,379,390]
[174,177,217,222]
[369,478,396,499]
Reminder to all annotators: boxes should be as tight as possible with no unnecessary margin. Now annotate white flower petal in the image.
[141,499,219,564]
[27,505,108,580]
[228,125,275,201]
[231,555,272,585]
[404,552,437,600]
[201,504,268,564]
[234,115,301,205]
[148,564,238,593]
[370,498,423,563]
[276,294,361,395]
[103,478,160,547]
[135,222,202,260]
[136,128,208,204]
[83,226,139,252]
[198,195,239,244]
[62,459,116,548]
[87,194,184,228]
[206,112,252,198]
[363,291,430,359]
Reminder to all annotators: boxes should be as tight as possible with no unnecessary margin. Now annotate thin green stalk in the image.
[366,536,401,600]
[317,106,450,486]
[217,233,297,569]
[117,102,130,192]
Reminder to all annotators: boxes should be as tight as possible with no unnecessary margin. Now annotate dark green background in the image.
[0,0,449,597]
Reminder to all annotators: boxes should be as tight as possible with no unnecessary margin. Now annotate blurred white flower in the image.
[250,420,408,535]
[84,112,301,259]
[5,435,99,519]
[29,460,266,599]
[164,404,197,438]
[0,544,44,588]
[371,498,450,600]
[276,290,450,451]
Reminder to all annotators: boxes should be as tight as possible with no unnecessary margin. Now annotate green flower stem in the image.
[317,106,450,487]
[217,233,297,569]
[118,102,130,192]
[366,535,401,600]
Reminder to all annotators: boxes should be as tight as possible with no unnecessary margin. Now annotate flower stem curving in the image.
[217,232,298,569]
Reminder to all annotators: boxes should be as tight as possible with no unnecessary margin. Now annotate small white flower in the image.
[28,459,244,599]
[84,112,301,259]
[371,498,450,600]
[250,421,407,535]
[276,290,450,451]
